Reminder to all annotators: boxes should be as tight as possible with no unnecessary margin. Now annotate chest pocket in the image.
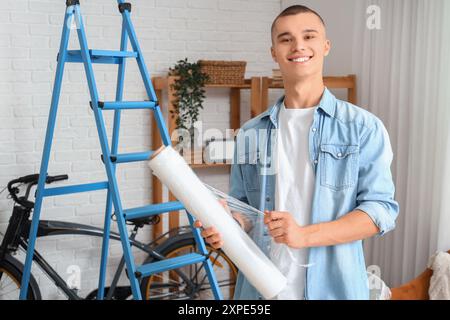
[239,151,261,192]
[319,144,359,191]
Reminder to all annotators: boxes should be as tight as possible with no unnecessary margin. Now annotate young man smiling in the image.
[195,5,399,300]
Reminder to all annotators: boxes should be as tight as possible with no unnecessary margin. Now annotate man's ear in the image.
[271,46,278,63]
[324,39,331,57]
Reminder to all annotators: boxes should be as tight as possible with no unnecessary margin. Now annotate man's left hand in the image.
[264,211,305,249]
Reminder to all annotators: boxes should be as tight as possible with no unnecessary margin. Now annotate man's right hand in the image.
[193,199,245,249]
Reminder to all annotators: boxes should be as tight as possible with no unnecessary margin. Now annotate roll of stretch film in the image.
[148,146,287,299]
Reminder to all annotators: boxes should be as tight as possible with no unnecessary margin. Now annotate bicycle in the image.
[0,174,237,300]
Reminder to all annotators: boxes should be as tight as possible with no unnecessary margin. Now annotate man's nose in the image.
[291,39,306,52]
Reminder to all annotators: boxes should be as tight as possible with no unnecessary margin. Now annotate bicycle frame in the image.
[2,211,193,299]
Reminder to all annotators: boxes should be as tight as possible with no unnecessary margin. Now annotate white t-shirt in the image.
[270,101,316,300]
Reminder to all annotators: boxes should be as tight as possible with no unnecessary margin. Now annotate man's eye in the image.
[305,35,315,40]
[281,38,291,43]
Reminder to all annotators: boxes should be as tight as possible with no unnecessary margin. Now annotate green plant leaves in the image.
[169,58,209,142]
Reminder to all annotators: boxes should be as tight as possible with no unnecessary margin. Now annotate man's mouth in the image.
[288,56,312,63]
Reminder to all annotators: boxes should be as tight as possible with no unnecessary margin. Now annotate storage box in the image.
[198,60,246,85]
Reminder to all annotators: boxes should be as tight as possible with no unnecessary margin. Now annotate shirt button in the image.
[266,197,271,202]
[314,160,318,164]
[312,128,317,132]
[337,152,343,157]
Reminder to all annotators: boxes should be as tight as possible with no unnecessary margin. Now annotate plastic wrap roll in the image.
[148,146,287,299]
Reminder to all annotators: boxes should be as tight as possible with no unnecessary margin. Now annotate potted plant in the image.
[169,58,209,149]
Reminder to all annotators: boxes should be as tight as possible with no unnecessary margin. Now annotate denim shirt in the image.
[230,88,399,300]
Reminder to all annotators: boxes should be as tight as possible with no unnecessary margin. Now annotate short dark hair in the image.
[271,5,326,36]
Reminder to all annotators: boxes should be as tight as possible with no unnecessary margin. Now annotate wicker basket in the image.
[198,60,246,85]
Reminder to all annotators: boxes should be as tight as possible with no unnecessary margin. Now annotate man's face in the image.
[271,13,331,81]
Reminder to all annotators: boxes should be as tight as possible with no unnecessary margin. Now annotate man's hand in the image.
[193,199,246,250]
[193,222,224,249]
[264,211,305,249]
[264,210,381,249]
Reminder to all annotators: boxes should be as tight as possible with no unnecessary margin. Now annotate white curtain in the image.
[352,0,450,287]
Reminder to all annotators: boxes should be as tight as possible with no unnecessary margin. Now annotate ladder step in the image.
[123,201,185,221]
[135,253,207,278]
[97,101,156,110]
[111,151,153,164]
[64,49,137,64]
[42,181,108,197]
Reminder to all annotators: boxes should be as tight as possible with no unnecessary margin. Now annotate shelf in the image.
[190,162,231,169]
[181,148,232,169]
[205,83,251,89]
[153,76,253,89]
[265,80,283,89]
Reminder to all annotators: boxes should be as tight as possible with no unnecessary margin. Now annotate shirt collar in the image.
[262,87,337,127]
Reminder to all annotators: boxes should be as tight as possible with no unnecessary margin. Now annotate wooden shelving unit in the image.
[261,74,357,113]
[150,76,261,238]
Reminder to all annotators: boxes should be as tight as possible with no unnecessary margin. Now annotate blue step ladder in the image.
[19,0,222,300]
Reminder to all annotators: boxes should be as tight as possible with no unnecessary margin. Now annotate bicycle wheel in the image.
[140,235,238,300]
[0,255,41,300]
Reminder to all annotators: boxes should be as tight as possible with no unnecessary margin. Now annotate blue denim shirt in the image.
[230,88,399,300]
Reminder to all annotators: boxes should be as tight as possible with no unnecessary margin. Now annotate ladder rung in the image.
[89,50,137,58]
[98,101,156,110]
[64,49,137,64]
[111,151,153,163]
[135,253,206,278]
[124,201,185,221]
[42,181,108,197]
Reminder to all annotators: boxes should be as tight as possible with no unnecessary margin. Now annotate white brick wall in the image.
[0,0,281,299]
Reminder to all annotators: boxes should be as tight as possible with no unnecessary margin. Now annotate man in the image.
[195,5,399,300]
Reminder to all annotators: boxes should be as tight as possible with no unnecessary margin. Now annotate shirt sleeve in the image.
[355,119,400,236]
